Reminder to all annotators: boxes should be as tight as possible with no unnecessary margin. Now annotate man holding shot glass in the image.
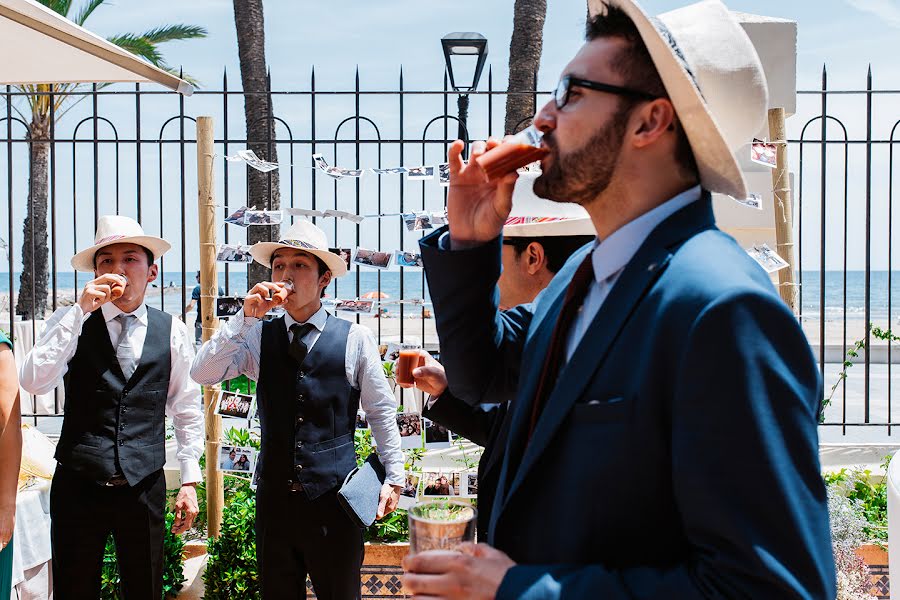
[19,215,204,600]
[191,220,405,599]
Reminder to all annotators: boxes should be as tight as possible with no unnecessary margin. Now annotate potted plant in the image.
[382,360,397,392]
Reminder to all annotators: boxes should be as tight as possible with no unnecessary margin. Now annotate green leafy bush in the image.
[202,488,258,599]
[825,463,889,544]
[100,511,186,598]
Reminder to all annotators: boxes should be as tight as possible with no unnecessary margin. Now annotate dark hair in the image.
[585,4,699,180]
[506,235,595,274]
[270,249,331,298]
[93,246,154,269]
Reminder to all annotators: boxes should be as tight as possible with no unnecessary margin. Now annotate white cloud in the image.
[845,0,900,28]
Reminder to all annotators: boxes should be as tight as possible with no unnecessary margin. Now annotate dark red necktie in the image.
[528,252,595,438]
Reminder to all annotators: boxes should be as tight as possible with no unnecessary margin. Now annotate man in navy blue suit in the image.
[402,1,835,599]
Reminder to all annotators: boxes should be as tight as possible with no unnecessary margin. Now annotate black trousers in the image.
[50,464,165,600]
[256,481,364,600]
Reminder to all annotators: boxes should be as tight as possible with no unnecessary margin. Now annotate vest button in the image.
[122,390,128,397]
[297,394,305,402]
[118,440,124,446]
[296,441,303,448]
[298,371,306,379]
[295,464,303,471]
[296,417,304,425]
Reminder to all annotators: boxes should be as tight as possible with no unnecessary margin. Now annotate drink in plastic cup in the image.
[408,500,477,555]
[475,126,549,181]
[395,345,425,387]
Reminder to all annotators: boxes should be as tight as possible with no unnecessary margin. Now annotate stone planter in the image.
[857,543,889,599]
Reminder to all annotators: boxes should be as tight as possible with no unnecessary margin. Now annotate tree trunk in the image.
[504,0,547,135]
[233,0,280,287]
[15,118,50,320]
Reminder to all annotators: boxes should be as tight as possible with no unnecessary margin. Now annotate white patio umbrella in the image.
[0,0,192,94]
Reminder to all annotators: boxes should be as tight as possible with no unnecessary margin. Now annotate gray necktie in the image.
[114,314,138,379]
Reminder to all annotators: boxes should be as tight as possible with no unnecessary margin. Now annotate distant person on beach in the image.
[19,215,203,600]
[404,2,834,598]
[184,271,224,344]
[191,220,404,599]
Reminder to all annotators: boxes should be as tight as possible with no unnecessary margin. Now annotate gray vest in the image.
[257,314,360,500]
[57,307,172,485]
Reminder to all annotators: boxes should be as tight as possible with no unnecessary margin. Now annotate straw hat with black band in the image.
[249,220,349,277]
[71,215,171,272]
[588,0,768,200]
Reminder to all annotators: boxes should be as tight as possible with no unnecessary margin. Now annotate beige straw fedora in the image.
[504,173,596,238]
[589,0,768,199]
[71,215,171,272]
[249,220,348,277]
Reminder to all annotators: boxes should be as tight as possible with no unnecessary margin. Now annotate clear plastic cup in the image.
[407,500,477,555]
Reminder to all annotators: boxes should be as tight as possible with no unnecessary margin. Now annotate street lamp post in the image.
[441,32,488,149]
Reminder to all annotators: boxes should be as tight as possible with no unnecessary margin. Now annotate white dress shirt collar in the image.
[591,185,702,284]
[100,301,148,325]
[283,303,328,333]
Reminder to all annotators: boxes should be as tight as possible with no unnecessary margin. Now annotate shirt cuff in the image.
[384,464,405,487]
[179,459,202,485]
[223,308,258,337]
[425,393,441,410]
[437,231,490,252]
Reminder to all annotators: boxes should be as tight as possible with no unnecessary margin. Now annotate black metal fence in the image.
[1,65,897,438]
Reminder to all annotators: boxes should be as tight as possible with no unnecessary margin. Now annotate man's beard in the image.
[533,105,632,206]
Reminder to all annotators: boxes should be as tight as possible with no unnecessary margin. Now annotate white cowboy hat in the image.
[249,220,348,277]
[588,0,768,198]
[504,173,596,238]
[71,215,171,272]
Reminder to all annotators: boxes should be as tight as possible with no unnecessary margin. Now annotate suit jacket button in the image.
[295,464,303,470]
[296,417,304,425]
[296,441,303,448]
[298,371,306,379]
[297,394,305,402]
[118,440,124,446]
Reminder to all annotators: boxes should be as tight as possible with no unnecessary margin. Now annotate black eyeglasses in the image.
[553,75,658,110]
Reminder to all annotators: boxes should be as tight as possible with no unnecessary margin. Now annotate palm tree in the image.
[11,0,206,319]
[505,0,547,135]
[233,0,280,289]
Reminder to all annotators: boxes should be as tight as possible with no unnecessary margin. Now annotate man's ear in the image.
[525,242,547,275]
[631,98,676,149]
[319,270,333,291]
[147,264,159,284]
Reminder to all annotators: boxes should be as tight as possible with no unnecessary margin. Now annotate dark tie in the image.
[528,251,595,438]
[289,323,316,365]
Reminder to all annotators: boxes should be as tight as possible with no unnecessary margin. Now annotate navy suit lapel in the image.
[492,193,718,531]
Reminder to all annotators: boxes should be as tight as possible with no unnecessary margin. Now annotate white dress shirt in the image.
[563,185,702,360]
[19,302,205,484]
[190,304,405,486]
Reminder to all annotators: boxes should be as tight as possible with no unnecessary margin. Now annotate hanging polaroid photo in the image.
[284,207,326,218]
[372,167,408,175]
[734,193,763,210]
[395,250,424,268]
[423,417,452,449]
[215,390,255,420]
[355,410,369,430]
[396,412,423,449]
[329,248,353,269]
[750,139,777,169]
[249,462,261,491]
[462,471,478,498]
[336,168,364,178]
[225,206,250,227]
[402,212,433,232]
[219,445,256,474]
[421,471,461,497]
[216,243,254,263]
[438,163,450,186]
[324,167,344,180]
[312,153,330,171]
[243,210,283,226]
[216,297,244,318]
[353,248,393,269]
[430,212,448,226]
[384,342,401,362]
[406,166,434,180]
[399,472,421,509]
[747,243,790,273]
[336,299,375,314]
[237,149,279,173]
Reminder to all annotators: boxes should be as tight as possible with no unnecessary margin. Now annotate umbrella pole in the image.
[197,116,224,537]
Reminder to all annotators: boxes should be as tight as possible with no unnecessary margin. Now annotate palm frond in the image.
[107,34,164,66]
[72,0,107,26]
[138,24,207,45]
[38,0,74,17]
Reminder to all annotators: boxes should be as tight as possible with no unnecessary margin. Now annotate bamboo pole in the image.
[768,107,798,313]
[196,116,224,537]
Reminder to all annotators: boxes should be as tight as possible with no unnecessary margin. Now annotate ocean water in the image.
[2,270,899,324]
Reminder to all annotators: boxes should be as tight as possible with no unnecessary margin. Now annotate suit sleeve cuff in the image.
[179,459,202,485]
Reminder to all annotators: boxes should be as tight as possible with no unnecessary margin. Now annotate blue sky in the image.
[3,0,900,278]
